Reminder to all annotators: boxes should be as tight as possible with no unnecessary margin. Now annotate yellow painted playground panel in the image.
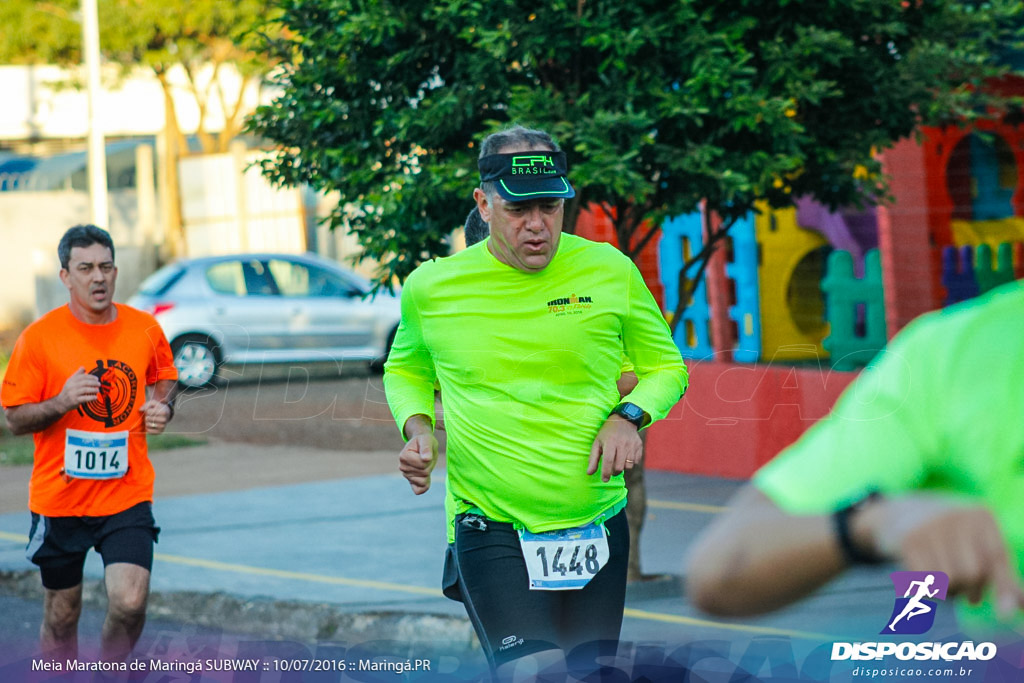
[755,205,830,362]
[951,216,1024,252]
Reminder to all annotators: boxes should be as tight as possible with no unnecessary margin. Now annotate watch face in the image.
[621,403,643,420]
[616,402,644,423]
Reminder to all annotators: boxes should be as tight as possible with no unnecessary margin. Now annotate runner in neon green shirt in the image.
[384,125,688,676]
[685,281,1024,636]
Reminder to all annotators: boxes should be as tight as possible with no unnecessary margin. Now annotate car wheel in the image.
[369,326,397,373]
[171,334,221,388]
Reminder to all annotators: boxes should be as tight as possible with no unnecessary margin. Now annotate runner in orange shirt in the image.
[2,224,178,662]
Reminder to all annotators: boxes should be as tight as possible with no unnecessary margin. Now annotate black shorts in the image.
[442,508,629,670]
[25,501,160,590]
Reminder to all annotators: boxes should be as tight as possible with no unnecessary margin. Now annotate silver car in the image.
[127,252,401,387]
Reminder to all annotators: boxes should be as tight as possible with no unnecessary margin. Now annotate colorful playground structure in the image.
[576,117,1024,477]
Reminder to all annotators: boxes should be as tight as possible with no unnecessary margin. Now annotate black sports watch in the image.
[832,491,884,565]
[610,402,650,429]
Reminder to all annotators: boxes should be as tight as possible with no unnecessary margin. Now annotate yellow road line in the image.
[153,553,442,597]
[648,499,726,514]
[2,528,833,641]
[623,607,835,641]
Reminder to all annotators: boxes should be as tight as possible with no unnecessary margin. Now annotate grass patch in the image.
[1,328,15,379]
[0,433,34,466]
[0,432,207,467]
[149,434,208,451]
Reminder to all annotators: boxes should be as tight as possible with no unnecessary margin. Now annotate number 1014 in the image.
[74,449,120,470]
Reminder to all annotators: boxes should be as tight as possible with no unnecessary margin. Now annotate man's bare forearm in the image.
[151,380,178,412]
[686,486,847,616]
[5,396,71,436]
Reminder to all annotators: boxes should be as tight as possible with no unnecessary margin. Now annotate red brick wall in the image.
[575,204,665,310]
[878,137,939,337]
[646,360,859,478]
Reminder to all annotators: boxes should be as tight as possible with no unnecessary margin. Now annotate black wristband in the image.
[832,492,883,565]
[163,401,175,421]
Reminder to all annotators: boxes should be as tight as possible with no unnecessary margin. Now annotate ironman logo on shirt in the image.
[547,293,594,317]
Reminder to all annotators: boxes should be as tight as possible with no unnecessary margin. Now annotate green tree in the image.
[249,0,1022,581]
[1,0,281,251]
[2,0,279,153]
[251,0,1022,292]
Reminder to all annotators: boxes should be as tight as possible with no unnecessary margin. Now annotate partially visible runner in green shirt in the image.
[685,280,1024,636]
[383,125,688,677]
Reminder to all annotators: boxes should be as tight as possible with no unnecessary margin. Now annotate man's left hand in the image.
[140,400,172,434]
[588,415,642,482]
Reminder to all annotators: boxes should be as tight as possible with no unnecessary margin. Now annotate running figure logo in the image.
[882,571,949,635]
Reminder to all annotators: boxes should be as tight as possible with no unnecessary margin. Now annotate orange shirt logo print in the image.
[78,359,138,428]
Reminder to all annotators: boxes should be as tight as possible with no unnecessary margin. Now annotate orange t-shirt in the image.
[1,304,178,516]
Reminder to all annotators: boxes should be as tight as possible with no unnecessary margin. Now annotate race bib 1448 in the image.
[518,521,610,590]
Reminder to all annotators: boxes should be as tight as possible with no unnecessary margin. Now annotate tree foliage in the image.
[1,0,281,153]
[250,0,1023,287]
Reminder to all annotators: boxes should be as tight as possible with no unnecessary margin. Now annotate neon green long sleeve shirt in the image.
[384,234,688,542]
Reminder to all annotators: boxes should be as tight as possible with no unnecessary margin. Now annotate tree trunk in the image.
[155,69,185,259]
[625,431,647,582]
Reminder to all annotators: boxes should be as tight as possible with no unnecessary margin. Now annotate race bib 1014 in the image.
[64,429,129,479]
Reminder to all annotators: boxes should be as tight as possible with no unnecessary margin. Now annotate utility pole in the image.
[82,0,109,228]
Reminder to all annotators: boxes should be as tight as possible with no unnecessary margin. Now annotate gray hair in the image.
[58,224,115,270]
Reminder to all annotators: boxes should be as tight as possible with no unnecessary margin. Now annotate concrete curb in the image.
[1,569,688,647]
[0,570,478,651]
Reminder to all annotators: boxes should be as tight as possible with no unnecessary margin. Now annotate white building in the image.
[0,63,367,330]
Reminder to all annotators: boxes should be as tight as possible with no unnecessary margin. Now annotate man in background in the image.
[3,225,178,662]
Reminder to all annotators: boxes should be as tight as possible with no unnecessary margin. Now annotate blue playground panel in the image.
[969,133,1015,221]
[941,245,980,306]
[724,213,761,362]
[659,212,714,359]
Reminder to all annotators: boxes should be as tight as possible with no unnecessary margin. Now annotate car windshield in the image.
[136,265,186,296]
[341,269,372,293]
